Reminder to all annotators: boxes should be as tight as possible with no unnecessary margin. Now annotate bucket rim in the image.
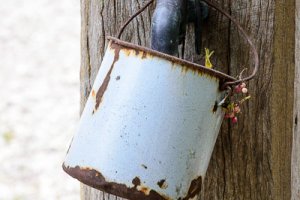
[107,36,237,83]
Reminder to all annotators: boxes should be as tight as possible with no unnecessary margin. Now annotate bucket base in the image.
[62,164,169,199]
[62,164,202,200]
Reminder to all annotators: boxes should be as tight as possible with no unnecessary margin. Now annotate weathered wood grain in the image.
[271,1,295,199]
[79,0,296,199]
[293,1,300,199]
[200,1,275,199]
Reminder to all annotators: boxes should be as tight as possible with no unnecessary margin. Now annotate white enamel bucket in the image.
[63,37,237,200]
[63,0,259,199]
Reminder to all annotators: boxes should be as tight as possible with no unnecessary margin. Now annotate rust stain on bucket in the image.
[62,164,172,200]
[132,176,141,187]
[94,43,121,112]
[63,163,203,200]
[91,90,96,98]
[107,37,236,85]
[157,179,168,189]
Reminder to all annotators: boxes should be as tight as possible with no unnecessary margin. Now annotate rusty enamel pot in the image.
[63,0,259,199]
[63,37,236,200]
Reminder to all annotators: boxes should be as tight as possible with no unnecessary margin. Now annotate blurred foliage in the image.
[13,196,24,200]
[2,130,14,144]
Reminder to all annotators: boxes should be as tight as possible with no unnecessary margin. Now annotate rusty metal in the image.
[107,36,237,84]
[63,39,230,199]
[62,165,170,200]
[63,1,259,199]
[94,43,120,111]
[201,0,259,88]
[63,164,203,200]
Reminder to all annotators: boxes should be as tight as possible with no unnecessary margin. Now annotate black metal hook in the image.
[151,0,208,56]
[189,0,209,54]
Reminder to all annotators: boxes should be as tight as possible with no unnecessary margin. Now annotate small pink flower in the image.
[242,88,248,94]
[240,82,246,88]
[232,117,238,123]
[223,81,251,124]
[234,85,242,93]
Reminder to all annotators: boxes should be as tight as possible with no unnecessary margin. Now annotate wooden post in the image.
[79,0,298,199]
[293,1,300,199]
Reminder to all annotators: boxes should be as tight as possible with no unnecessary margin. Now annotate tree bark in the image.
[79,0,297,199]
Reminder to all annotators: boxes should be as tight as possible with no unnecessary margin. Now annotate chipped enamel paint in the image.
[63,39,230,199]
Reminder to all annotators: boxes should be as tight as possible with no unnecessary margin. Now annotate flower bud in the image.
[234,85,242,93]
[232,117,238,123]
[240,82,246,88]
[242,88,248,94]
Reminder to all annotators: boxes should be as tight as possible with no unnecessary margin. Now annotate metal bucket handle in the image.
[117,0,259,88]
